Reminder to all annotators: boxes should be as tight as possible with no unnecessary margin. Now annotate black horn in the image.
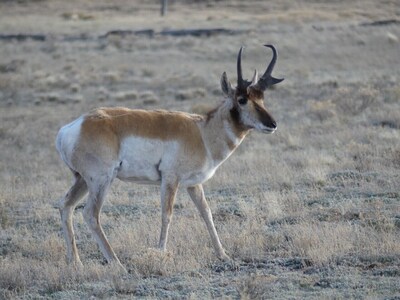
[237,46,245,88]
[254,44,284,91]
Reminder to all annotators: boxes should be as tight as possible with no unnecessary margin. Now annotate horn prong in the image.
[250,69,258,85]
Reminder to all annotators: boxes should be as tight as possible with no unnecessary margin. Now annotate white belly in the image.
[116,136,217,187]
[117,137,164,183]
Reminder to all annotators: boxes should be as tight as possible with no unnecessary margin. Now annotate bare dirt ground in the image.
[0,0,399,298]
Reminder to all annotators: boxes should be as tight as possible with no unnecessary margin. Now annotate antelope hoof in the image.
[218,251,231,262]
[149,247,173,257]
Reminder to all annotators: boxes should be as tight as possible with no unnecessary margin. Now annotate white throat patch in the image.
[223,119,242,147]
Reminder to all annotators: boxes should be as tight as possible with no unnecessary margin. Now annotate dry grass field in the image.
[0,0,399,298]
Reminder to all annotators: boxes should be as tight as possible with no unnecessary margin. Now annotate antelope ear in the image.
[220,72,234,97]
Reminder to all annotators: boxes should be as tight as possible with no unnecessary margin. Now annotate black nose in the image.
[270,120,277,129]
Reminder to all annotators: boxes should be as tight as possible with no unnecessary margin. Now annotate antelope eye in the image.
[238,97,248,105]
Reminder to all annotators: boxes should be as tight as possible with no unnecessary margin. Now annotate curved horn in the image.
[254,44,284,91]
[264,44,277,76]
[237,46,245,88]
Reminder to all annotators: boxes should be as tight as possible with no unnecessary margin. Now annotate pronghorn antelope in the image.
[56,44,284,269]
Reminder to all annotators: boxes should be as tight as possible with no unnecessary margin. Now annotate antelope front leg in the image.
[83,177,126,272]
[187,184,230,261]
[158,178,179,251]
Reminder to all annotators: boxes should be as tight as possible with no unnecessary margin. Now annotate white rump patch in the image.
[56,116,84,169]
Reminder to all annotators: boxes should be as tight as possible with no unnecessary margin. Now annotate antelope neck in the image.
[200,102,249,164]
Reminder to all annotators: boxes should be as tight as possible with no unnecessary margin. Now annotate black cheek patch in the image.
[230,106,241,124]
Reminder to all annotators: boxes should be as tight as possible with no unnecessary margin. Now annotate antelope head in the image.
[220,44,284,133]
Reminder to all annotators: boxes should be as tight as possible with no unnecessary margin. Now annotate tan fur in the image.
[74,107,207,170]
[84,107,203,140]
[247,87,264,100]
[159,179,179,251]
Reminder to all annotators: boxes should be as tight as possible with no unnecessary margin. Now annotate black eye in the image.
[238,97,248,105]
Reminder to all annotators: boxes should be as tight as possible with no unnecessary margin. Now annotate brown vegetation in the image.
[0,0,399,298]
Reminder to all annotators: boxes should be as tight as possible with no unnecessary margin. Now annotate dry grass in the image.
[1,0,399,298]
